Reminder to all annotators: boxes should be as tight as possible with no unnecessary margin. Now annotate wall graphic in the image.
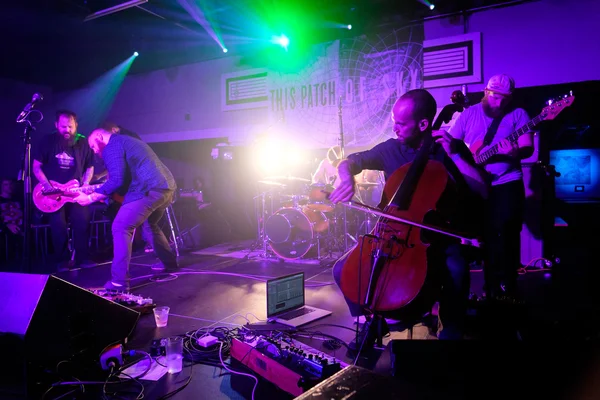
[221,24,424,149]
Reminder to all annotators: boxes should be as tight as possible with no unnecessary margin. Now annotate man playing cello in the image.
[329,89,488,346]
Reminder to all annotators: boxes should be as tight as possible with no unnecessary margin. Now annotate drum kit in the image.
[253,175,383,261]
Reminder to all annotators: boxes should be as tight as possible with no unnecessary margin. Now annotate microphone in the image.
[17,93,44,122]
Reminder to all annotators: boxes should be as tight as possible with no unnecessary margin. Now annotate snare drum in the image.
[305,183,335,212]
[265,207,329,259]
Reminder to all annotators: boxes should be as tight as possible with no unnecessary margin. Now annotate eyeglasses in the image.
[485,90,509,100]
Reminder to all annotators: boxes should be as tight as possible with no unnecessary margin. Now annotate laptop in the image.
[266,272,332,327]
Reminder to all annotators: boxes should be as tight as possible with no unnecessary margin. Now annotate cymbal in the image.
[263,175,310,183]
[356,182,379,188]
[257,180,287,187]
[280,194,309,200]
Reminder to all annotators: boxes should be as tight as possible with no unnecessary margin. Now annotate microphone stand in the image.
[337,95,352,252]
[338,95,344,159]
[17,108,42,274]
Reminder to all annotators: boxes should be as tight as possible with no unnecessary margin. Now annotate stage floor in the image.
[51,240,599,399]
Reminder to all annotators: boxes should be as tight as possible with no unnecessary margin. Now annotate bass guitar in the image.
[33,179,123,213]
[470,92,574,165]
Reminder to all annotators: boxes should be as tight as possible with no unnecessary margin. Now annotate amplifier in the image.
[230,335,347,397]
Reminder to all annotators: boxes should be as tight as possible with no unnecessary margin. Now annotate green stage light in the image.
[133,51,139,57]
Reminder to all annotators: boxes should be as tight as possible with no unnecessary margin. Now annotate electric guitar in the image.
[33,179,123,213]
[470,92,575,165]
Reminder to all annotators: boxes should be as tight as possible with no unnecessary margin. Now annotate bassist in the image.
[448,74,534,304]
[32,110,95,271]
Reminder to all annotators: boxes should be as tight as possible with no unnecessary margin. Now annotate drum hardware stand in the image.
[164,204,183,257]
[251,190,278,259]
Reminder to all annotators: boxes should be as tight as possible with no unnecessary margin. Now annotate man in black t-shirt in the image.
[32,110,95,270]
[329,89,488,345]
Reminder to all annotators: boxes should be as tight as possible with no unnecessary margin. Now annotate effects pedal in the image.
[230,334,347,397]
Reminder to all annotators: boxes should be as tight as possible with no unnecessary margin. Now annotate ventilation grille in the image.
[423,32,481,88]
[222,70,269,111]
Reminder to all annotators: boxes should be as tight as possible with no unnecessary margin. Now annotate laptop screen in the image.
[267,272,305,317]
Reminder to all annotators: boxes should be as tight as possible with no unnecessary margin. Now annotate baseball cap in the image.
[485,74,515,96]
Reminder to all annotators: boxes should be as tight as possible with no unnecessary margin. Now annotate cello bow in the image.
[340,200,482,248]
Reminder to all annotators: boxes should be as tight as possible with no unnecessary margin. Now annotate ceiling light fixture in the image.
[84,0,148,22]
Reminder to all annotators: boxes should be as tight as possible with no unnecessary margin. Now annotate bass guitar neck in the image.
[471,92,574,165]
[471,114,544,165]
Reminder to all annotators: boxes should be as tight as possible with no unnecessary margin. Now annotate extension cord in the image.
[197,335,218,348]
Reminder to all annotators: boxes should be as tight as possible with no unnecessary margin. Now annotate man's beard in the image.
[482,98,503,118]
[59,133,76,147]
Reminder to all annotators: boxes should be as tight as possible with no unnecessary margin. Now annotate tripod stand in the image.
[252,188,279,259]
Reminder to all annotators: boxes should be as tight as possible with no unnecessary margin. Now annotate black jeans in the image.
[332,243,470,340]
[110,190,177,285]
[484,179,525,297]
[48,203,90,266]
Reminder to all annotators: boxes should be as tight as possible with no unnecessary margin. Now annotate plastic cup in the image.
[166,336,183,374]
[153,306,170,328]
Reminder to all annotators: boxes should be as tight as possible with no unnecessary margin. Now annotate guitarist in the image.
[74,127,178,291]
[92,121,155,255]
[448,74,534,307]
[32,110,95,271]
[328,89,487,346]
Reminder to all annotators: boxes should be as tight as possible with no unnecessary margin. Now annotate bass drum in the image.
[265,207,328,259]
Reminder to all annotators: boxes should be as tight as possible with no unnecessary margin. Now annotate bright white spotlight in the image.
[429,4,435,10]
[223,48,228,53]
[347,24,352,30]
[271,34,289,50]
[133,51,139,57]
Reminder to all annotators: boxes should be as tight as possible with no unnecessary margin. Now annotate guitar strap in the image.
[73,135,85,185]
[482,114,504,147]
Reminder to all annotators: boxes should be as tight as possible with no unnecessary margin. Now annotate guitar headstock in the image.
[541,91,575,121]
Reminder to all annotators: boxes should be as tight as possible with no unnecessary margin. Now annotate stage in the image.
[40,239,597,399]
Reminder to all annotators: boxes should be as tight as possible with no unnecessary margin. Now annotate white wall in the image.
[425,0,600,105]
[100,0,600,146]
[106,56,269,144]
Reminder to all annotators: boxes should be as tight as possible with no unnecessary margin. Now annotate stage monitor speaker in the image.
[0,273,140,399]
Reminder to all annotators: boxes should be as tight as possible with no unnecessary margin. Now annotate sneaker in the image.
[349,316,390,351]
[104,280,130,292]
[151,262,166,271]
[144,244,154,253]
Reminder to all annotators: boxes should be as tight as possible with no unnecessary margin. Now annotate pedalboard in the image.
[230,334,347,397]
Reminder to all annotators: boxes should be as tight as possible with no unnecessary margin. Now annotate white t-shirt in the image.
[449,103,530,186]
[312,159,340,187]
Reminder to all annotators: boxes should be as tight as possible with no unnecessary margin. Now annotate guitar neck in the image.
[64,184,102,194]
[476,114,544,164]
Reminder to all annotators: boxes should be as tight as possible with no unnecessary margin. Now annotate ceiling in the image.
[0,0,527,91]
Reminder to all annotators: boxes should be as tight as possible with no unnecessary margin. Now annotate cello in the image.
[338,96,477,323]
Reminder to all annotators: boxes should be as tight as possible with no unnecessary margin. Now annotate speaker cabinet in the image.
[0,273,140,399]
